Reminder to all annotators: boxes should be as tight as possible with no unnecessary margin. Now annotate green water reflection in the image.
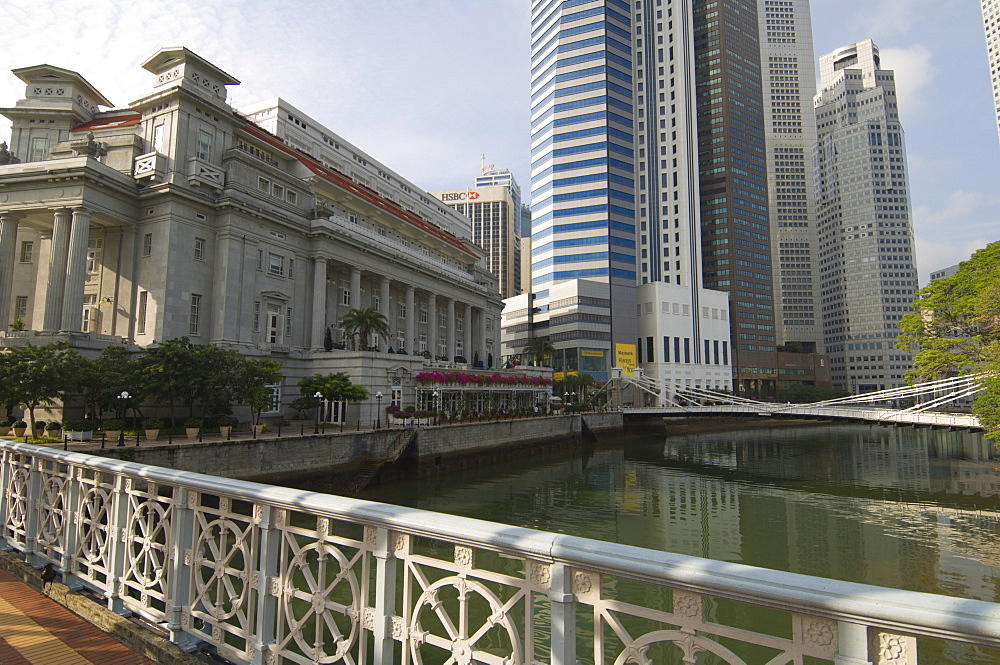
[361,423,1000,603]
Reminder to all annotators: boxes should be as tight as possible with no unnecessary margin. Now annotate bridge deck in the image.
[623,404,982,429]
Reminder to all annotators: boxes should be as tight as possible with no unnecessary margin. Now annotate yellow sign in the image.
[581,349,604,358]
[615,343,636,377]
[553,372,564,381]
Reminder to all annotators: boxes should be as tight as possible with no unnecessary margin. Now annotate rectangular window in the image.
[456,315,464,333]
[272,184,284,198]
[196,129,213,161]
[286,190,297,205]
[194,237,205,260]
[420,305,428,324]
[142,233,152,257]
[419,334,427,352]
[288,259,294,279]
[268,253,284,276]
[373,294,380,312]
[663,336,670,362]
[82,294,96,333]
[19,241,32,263]
[14,296,27,320]
[398,301,406,318]
[137,291,148,334]
[152,124,164,152]
[29,137,48,162]
[391,387,402,407]
[256,249,263,271]
[267,305,281,343]
[86,239,102,274]
[342,289,350,306]
[258,177,270,192]
[264,383,281,413]
[684,338,691,364]
[285,307,292,337]
[189,294,202,335]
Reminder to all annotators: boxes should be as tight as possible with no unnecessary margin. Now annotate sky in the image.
[1,0,996,285]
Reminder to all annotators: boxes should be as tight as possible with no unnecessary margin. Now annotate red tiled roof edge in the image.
[239,122,477,259]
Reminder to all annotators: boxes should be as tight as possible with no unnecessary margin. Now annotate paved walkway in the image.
[0,568,155,665]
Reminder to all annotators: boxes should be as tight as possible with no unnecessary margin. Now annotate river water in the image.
[360,422,1000,604]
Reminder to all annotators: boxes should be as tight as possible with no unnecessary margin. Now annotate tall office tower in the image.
[757,0,822,353]
[692,0,777,396]
[431,174,522,299]
[476,166,523,296]
[527,0,638,381]
[982,0,1000,144]
[814,40,917,392]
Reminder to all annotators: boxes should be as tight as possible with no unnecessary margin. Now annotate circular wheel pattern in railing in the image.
[37,474,68,552]
[6,467,29,532]
[192,518,251,621]
[126,499,170,589]
[279,541,360,663]
[78,486,113,564]
[408,576,522,665]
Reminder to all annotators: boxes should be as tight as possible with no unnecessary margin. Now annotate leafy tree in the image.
[555,372,597,402]
[0,342,83,432]
[240,358,284,424]
[298,372,368,407]
[79,345,141,421]
[339,307,389,351]
[522,336,556,367]
[896,242,1000,436]
[137,337,211,427]
[323,327,334,352]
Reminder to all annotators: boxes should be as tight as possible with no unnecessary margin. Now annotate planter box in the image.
[219,426,232,438]
[45,429,62,439]
[145,429,160,441]
[65,430,93,441]
[0,426,10,436]
[12,427,26,437]
[185,427,200,441]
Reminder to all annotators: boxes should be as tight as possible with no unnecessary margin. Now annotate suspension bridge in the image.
[606,371,987,431]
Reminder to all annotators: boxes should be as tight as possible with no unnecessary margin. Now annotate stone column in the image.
[446,298,456,361]
[0,213,19,328]
[427,293,437,357]
[350,267,361,311]
[60,207,91,332]
[42,209,71,330]
[312,257,328,349]
[405,285,415,355]
[464,303,473,365]
[380,276,390,316]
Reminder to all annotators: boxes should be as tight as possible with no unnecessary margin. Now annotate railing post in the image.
[165,487,201,652]
[24,456,43,567]
[105,474,131,615]
[835,621,872,665]
[372,526,398,665]
[252,504,281,665]
[60,465,83,589]
[0,449,12,551]
[549,563,577,665]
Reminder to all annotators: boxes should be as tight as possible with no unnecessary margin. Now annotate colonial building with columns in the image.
[0,47,507,423]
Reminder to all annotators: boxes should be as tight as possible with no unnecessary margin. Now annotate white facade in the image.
[813,40,917,392]
[0,47,504,419]
[757,0,822,352]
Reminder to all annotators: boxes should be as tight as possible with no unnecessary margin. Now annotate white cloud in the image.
[879,45,935,119]
[913,190,988,227]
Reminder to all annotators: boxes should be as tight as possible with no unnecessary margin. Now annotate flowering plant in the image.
[414,371,552,387]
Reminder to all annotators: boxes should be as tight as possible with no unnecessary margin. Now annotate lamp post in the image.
[313,391,323,434]
[375,391,383,429]
[116,391,129,447]
[432,390,439,423]
[571,391,577,404]
[564,391,569,407]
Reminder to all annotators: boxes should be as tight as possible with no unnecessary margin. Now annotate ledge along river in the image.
[297,419,1000,662]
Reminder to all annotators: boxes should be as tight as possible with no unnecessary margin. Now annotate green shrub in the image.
[102,418,124,431]
[12,420,26,428]
[64,420,93,431]
[33,420,46,430]
[142,417,165,429]
[45,421,61,431]
[184,417,203,428]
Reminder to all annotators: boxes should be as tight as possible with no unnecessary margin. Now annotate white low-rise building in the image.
[0,47,505,423]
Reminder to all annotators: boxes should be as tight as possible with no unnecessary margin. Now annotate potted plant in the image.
[12,420,27,437]
[45,421,62,438]
[64,420,94,441]
[142,418,164,441]
[102,418,123,442]
[0,418,12,436]
[33,420,46,437]
[218,415,237,438]
[184,417,203,440]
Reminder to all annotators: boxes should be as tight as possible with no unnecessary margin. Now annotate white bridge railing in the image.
[2,440,998,665]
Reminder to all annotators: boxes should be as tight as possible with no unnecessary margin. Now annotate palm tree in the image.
[522,336,557,367]
[340,307,390,351]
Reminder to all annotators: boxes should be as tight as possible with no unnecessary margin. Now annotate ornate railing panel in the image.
[1,440,998,665]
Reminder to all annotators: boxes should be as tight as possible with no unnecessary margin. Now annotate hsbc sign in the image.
[440,191,480,202]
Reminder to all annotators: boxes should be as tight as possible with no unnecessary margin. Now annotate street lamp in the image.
[564,391,570,406]
[116,391,130,447]
[313,391,323,434]
[571,391,577,404]
[375,391,383,429]
[432,390,439,423]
